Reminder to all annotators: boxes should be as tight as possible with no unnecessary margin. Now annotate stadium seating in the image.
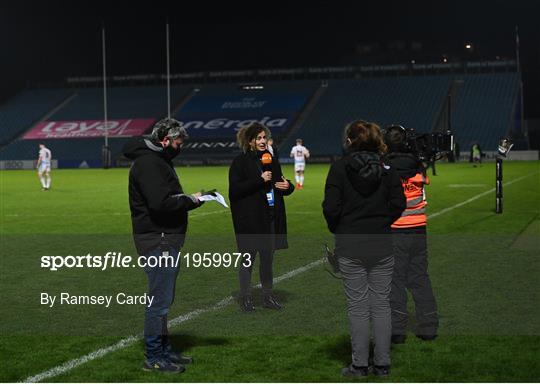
[279,73,519,156]
[49,85,191,120]
[280,76,453,155]
[0,85,193,163]
[0,89,73,146]
[173,80,320,140]
[450,73,519,151]
[0,73,519,165]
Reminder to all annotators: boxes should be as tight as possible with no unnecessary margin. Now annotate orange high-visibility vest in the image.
[392,173,429,229]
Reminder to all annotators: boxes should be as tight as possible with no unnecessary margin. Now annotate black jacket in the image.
[322,151,406,262]
[229,150,294,251]
[384,152,424,179]
[123,138,199,252]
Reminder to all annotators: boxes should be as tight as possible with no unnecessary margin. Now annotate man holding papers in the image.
[123,118,204,374]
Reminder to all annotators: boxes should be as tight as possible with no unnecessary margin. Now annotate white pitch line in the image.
[428,172,537,220]
[21,259,324,383]
[168,259,326,329]
[447,184,486,188]
[20,172,537,382]
[21,336,139,383]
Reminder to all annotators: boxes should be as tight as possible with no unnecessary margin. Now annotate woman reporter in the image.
[322,120,405,377]
[229,123,295,312]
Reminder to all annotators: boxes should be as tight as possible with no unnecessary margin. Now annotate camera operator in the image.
[383,125,439,344]
[323,120,405,377]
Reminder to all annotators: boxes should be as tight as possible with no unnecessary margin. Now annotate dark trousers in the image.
[390,228,439,336]
[239,249,274,296]
[143,244,180,362]
[239,214,275,297]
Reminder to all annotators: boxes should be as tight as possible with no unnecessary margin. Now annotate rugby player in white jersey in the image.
[37,143,52,190]
[290,138,310,189]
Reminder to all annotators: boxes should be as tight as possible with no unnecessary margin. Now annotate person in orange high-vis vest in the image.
[384,126,439,344]
[392,173,429,229]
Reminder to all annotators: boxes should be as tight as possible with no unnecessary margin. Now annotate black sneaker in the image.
[263,294,283,310]
[417,334,438,341]
[142,359,185,373]
[342,364,368,377]
[240,295,255,312]
[391,334,407,344]
[373,365,391,377]
[168,351,193,365]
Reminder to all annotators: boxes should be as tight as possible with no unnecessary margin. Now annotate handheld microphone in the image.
[261,152,273,192]
[261,152,273,172]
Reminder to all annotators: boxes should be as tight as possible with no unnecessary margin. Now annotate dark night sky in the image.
[1,1,539,116]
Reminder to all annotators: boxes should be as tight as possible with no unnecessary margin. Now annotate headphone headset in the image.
[151,118,188,142]
[382,124,406,140]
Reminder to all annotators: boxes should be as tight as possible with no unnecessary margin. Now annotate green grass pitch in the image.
[0,161,539,382]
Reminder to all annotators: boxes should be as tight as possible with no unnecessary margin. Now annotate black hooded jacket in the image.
[322,151,406,234]
[383,152,424,179]
[123,137,198,240]
[323,151,406,263]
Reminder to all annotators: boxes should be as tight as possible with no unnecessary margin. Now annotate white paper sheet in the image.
[197,191,229,208]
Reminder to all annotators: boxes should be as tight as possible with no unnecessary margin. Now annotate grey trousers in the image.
[339,255,394,367]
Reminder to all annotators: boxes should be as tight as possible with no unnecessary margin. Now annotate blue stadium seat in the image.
[451,73,519,151]
[281,76,452,155]
[0,74,519,164]
[0,89,73,145]
[1,85,193,163]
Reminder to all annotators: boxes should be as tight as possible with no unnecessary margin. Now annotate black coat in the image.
[229,150,294,251]
[123,137,199,254]
[322,151,406,263]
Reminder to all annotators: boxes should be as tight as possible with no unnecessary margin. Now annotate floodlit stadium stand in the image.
[0,85,193,166]
[0,89,73,145]
[280,73,520,155]
[0,67,521,167]
[451,73,520,151]
[48,86,191,120]
[280,76,453,155]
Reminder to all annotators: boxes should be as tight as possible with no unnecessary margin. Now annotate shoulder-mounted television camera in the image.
[384,125,454,162]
